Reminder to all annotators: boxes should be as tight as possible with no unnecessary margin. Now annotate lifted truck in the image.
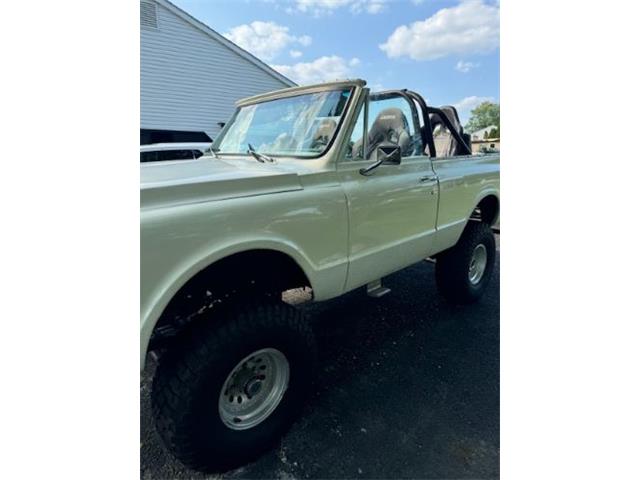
[141,79,499,472]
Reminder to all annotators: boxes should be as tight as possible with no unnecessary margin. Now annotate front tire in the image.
[435,222,496,304]
[151,301,317,472]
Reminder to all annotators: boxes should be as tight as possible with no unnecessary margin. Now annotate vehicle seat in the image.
[428,106,468,157]
[430,120,455,157]
[352,107,411,158]
[309,118,337,151]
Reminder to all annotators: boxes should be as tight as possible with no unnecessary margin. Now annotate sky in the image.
[171,0,500,124]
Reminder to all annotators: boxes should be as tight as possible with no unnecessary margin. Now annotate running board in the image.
[367,279,391,298]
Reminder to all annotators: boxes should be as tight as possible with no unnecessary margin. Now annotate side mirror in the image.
[376,143,402,165]
[359,143,402,176]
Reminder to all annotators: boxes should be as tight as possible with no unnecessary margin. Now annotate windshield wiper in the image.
[247,143,275,163]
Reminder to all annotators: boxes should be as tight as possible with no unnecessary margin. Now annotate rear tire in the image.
[151,301,317,472]
[435,222,496,304]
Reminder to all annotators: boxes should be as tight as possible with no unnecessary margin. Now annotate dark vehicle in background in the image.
[140,142,212,163]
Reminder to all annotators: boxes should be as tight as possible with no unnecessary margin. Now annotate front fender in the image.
[140,237,348,370]
[140,186,350,370]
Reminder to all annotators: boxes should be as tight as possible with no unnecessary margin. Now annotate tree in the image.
[465,102,500,137]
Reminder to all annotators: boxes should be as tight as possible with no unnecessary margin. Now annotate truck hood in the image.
[140,157,303,209]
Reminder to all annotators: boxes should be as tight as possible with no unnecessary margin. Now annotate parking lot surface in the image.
[141,247,499,479]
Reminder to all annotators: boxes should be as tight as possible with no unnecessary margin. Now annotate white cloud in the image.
[296,0,351,11]
[224,21,312,61]
[380,0,499,61]
[272,55,360,85]
[454,95,495,111]
[294,0,387,16]
[456,60,479,73]
[355,0,386,14]
[289,50,303,58]
[298,35,312,47]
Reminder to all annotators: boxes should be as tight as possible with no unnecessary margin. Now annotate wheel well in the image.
[150,249,311,349]
[473,195,499,226]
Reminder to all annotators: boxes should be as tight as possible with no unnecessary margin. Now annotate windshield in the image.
[215,88,352,158]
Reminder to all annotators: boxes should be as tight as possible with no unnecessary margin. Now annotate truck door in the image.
[337,91,439,291]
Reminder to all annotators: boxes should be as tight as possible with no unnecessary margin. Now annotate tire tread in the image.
[151,301,315,472]
[435,221,496,304]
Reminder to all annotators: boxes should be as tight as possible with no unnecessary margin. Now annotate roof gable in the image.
[152,0,296,88]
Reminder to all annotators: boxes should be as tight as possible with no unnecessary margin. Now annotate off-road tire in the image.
[151,301,317,472]
[435,221,496,304]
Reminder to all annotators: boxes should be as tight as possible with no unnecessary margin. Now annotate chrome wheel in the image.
[218,348,290,431]
[468,244,488,285]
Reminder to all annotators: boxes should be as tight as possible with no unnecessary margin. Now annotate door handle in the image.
[419,175,438,183]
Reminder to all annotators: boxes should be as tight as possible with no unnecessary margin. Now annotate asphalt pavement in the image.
[141,244,500,479]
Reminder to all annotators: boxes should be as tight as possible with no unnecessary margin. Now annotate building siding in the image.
[141,1,292,140]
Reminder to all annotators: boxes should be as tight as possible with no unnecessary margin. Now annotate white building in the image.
[140,0,295,144]
[470,125,498,141]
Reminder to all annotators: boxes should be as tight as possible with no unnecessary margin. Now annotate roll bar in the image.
[362,88,473,158]
[405,90,472,157]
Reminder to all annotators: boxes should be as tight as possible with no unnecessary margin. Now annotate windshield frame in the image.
[212,86,356,160]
